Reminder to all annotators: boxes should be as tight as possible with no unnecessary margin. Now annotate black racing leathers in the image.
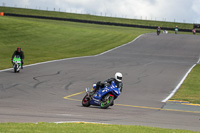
[95,78,123,93]
[105,78,123,92]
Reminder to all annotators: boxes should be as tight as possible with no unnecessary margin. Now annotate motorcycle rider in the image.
[192,28,196,35]
[11,47,24,69]
[157,26,161,35]
[91,72,123,95]
[175,26,178,34]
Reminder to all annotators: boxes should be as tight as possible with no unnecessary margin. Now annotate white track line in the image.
[197,57,200,64]
[162,57,200,102]
[0,34,143,73]
[0,68,13,72]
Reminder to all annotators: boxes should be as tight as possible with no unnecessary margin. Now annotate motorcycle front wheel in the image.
[100,94,114,109]
[157,31,160,36]
[14,65,17,73]
[82,94,91,107]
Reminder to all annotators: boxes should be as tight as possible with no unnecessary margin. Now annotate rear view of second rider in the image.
[157,26,161,36]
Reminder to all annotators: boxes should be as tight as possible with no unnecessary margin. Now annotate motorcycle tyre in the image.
[110,101,114,106]
[157,31,160,36]
[14,65,17,73]
[100,94,114,109]
[82,94,91,107]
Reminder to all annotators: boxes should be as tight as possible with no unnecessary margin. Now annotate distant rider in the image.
[175,26,178,34]
[157,26,161,35]
[192,28,196,35]
[91,72,123,95]
[11,47,24,69]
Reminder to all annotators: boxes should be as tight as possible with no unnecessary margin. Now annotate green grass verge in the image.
[0,123,199,133]
[0,6,193,29]
[171,64,200,104]
[0,16,154,70]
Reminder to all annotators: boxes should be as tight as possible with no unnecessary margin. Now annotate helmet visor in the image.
[117,76,122,80]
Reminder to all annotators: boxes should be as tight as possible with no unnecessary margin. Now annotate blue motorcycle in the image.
[82,81,120,109]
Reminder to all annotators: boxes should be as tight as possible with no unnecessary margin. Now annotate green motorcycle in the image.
[175,28,178,34]
[12,55,22,73]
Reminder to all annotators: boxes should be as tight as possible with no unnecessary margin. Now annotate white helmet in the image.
[115,72,122,82]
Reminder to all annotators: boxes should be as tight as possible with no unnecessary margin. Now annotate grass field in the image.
[0,6,193,30]
[170,64,200,104]
[0,122,199,133]
[0,16,154,70]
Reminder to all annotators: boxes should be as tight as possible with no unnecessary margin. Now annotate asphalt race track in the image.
[0,33,200,131]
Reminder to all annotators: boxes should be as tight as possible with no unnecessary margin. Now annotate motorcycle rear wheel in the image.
[82,94,91,107]
[100,94,114,109]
